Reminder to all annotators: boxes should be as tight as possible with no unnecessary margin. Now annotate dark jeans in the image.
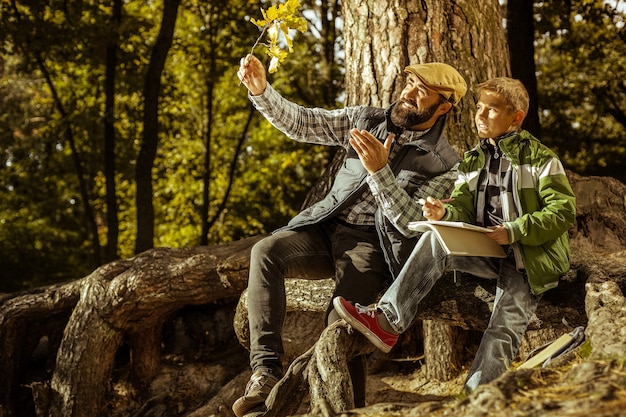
[247,219,390,403]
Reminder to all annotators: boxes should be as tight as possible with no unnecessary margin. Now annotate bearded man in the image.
[232,55,467,417]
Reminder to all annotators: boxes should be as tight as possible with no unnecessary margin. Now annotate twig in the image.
[239,24,268,87]
[250,24,268,56]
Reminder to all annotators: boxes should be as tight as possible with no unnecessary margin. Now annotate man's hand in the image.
[349,129,394,174]
[237,54,267,96]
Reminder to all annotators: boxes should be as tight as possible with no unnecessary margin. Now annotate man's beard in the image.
[390,98,441,129]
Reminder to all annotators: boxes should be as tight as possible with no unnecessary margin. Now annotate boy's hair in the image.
[477,77,529,117]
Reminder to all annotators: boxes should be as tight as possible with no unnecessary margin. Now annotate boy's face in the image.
[475,91,521,139]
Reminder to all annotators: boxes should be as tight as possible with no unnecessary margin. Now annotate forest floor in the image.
[346,349,626,417]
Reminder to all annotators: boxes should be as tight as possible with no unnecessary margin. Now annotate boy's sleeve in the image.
[506,157,576,245]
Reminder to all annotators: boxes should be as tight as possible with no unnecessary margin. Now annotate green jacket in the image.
[442,130,576,295]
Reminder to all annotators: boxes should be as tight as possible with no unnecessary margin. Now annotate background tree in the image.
[342,0,509,152]
[535,0,626,182]
[506,0,541,136]
[103,0,123,262]
[135,0,182,253]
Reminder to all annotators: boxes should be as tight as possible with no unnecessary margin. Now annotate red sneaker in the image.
[333,296,398,353]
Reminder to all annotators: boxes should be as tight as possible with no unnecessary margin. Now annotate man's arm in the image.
[238,54,360,147]
[367,166,458,237]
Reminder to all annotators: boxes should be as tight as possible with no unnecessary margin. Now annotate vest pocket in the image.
[396,169,425,196]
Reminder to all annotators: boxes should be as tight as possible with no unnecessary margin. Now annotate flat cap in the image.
[404,63,467,105]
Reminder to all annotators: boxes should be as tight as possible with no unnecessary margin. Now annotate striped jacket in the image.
[442,130,576,295]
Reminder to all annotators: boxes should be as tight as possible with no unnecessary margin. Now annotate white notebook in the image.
[408,221,507,258]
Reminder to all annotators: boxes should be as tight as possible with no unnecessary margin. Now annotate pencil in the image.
[418,198,455,205]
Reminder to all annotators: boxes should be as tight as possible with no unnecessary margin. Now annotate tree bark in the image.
[0,236,263,417]
[306,0,511,217]
[254,321,375,417]
[423,320,464,381]
[103,0,123,262]
[341,0,510,152]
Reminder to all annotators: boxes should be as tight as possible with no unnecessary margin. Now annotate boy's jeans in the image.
[378,230,539,392]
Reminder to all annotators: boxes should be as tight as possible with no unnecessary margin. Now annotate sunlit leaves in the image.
[249,0,307,73]
[0,0,340,291]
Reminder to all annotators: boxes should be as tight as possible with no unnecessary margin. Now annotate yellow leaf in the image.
[250,17,267,28]
[248,0,308,73]
[267,22,280,45]
[280,22,294,52]
[268,56,280,73]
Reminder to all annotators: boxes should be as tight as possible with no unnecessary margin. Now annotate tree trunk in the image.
[103,0,123,262]
[306,0,511,213]
[0,236,263,417]
[507,0,541,137]
[423,320,464,381]
[341,0,510,152]
[135,0,181,254]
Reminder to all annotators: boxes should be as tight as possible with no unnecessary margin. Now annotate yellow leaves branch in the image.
[249,0,307,73]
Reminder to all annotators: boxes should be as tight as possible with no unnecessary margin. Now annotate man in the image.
[334,77,576,394]
[233,54,467,416]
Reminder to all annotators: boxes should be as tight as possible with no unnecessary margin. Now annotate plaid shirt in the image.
[250,84,457,237]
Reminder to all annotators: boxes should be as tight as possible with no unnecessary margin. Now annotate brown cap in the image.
[404,63,467,105]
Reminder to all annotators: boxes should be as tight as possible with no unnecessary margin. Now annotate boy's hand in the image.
[349,129,394,174]
[238,54,267,95]
[420,196,446,221]
[486,225,509,244]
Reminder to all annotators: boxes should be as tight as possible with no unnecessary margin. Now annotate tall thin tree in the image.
[8,0,102,265]
[104,0,123,262]
[135,0,182,254]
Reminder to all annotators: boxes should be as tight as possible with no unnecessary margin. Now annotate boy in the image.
[334,77,576,393]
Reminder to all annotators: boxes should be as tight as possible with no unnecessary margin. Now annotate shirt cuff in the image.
[249,83,277,110]
[366,165,395,197]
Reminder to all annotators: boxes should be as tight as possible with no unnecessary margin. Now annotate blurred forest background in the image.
[0,0,624,292]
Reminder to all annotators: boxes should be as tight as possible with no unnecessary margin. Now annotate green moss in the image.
[579,340,593,358]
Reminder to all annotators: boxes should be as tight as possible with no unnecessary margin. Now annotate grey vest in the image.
[276,105,460,277]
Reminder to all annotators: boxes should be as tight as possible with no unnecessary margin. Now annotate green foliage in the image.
[0,58,94,291]
[0,0,338,290]
[534,0,626,182]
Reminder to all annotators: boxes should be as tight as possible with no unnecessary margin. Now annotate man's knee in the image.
[251,234,284,265]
